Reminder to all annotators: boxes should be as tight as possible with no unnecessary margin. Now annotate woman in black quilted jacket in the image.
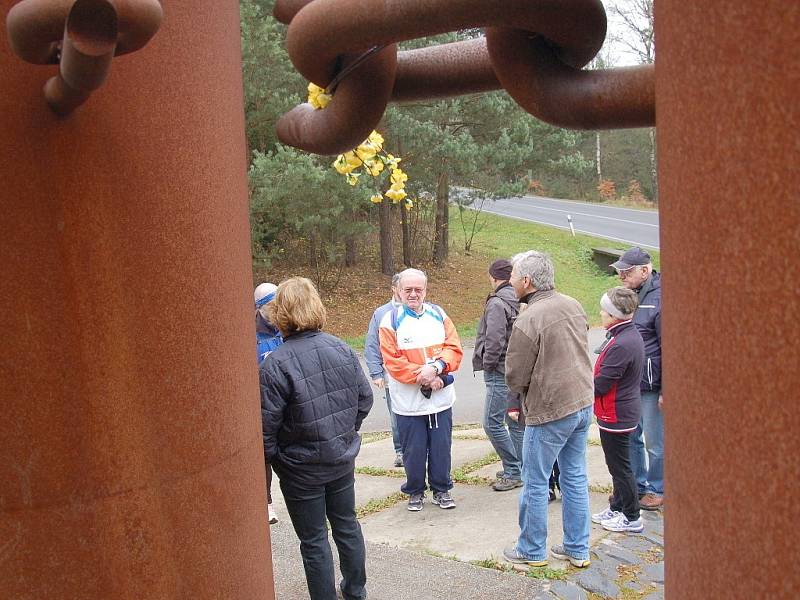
[260,277,373,600]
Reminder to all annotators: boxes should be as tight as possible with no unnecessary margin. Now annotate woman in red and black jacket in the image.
[592,287,646,534]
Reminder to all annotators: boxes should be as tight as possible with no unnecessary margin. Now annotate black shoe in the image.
[549,489,557,503]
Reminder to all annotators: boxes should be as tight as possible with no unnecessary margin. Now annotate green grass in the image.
[457,210,660,326]
[526,566,569,580]
[355,491,407,518]
[361,431,392,444]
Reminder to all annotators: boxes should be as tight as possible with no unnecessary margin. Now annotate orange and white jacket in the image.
[379,303,463,416]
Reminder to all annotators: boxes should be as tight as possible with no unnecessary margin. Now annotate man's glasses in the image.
[616,266,640,279]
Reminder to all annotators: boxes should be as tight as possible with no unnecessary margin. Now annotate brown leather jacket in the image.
[504,289,593,426]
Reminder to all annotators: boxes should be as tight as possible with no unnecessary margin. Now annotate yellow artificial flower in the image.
[355,142,379,162]
[384,153,401,168]
[369,194,383,204]
[346,172,360,186]
[307,83,331,110]
[404,199,413,210]
[385,186,407,202]
[333,154,355,175]
[390,168,408,185]
[368,130,384,148]
[364,159,384,177]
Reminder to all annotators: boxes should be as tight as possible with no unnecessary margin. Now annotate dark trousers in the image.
[396,408,453,495]
[599,429,640,521]
[280,472,367,600]
[549,460,560,492]
[266,464,273,503]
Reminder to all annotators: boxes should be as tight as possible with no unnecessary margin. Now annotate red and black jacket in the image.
[593,320,645,432]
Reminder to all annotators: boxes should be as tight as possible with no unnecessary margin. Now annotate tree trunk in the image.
[379,199,394,275]
[401,200,412,267]
[433,169,449,265]
[596,131,602,183]
[649,127,658,204]
[344,235,356,267]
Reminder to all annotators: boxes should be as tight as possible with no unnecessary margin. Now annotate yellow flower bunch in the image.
[306,83,412,210]
[307,83,331,109]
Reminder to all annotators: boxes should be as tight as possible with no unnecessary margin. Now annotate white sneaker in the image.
[592,507,618,524]
[268,503,278,525]
[601,513,643,533]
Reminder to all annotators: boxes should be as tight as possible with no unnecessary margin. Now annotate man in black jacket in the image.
[611,247,663,510]
[472,259,522,491]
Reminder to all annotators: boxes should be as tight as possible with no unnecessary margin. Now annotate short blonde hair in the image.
[268,277,327,336]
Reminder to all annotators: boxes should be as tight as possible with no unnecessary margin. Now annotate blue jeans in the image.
[280,472,367,600]
[509,413,525,468]
[396,408,453,495]
[385,388,402,455]
[630,390,664,495]
[483,370,522,479]
[516,406,591,561]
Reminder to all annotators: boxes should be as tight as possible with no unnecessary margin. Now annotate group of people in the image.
[253,245,663,599]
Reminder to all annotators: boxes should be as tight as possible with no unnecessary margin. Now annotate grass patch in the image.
[424,549,460,562]
[452,451,500,486]
[355,492,406,518]
[452,433,489,441]
[589,483,614,494]
[452,423,482,431]
[526,566,568,580]
[470,557,513,572]
[460,210,660,326]
[355,466,404,478]
[361,431,392,444]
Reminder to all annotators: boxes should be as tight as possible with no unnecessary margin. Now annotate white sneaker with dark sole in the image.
[601,513,644,533]
[592,507,618,524]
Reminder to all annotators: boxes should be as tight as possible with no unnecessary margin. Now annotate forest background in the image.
[241,0,658,340]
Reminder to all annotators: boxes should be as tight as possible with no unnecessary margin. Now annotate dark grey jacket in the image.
[633,272,662,392]
[472,282,519,374]
[260,330,373,487]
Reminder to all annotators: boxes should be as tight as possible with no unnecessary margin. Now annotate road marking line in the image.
[524,194,659,214]
[491,199,659,227]
[481,209,660,250]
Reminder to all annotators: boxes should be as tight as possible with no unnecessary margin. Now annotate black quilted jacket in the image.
[259,330,373,486]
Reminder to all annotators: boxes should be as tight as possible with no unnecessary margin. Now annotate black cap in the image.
[611,247,651,270]
[489,259,513,280]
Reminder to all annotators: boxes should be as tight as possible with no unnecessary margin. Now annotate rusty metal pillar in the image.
[0,1,274,598]
[658,2,799,598]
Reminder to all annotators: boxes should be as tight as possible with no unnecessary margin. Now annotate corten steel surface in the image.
[657,1,800,598]
[6,0,162,114]
[0,1,274,598]
[273,0,655,154]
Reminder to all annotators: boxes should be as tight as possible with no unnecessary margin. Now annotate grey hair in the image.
[606,286,639,317]
[391,273,401,287]
[512,250,555,291]
[398,268,427,287]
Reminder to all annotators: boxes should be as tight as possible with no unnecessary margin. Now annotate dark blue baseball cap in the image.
[611,247,651,270]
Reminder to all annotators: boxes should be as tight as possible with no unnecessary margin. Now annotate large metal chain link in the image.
[6,0,162,115]
[274,0,655,155]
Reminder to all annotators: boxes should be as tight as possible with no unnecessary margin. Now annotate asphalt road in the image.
[477,194,660,249]
[359,328,607,433]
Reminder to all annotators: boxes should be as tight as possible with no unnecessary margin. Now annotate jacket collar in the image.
[520,288,556,305]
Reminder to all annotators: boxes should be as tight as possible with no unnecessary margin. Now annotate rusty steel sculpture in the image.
[6,0,162,115]
[272,0,655,155]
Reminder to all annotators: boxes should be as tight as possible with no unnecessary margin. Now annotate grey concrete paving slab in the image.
[359,481,613,564]
[270,522,558,600]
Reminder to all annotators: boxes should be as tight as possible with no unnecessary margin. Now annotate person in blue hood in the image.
[255,282,283,524]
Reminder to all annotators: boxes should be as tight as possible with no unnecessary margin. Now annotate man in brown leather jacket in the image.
[502,250,594,569]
